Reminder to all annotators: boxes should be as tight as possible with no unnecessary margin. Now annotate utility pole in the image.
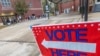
[84,0,88,21]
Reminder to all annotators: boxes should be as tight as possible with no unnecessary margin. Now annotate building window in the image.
[0,0,11,7]
[97,0,100,2]
[28,2,32,8]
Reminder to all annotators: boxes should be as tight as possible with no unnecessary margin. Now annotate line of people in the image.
[2,15,22,25]
[26,14,47,20]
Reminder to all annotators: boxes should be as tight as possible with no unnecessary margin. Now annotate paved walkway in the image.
[0,19,48,56]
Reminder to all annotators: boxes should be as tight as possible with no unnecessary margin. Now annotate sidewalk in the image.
[88,12,100,21]
[48,12,100,24]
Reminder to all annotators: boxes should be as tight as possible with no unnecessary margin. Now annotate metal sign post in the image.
[84,0,88,21]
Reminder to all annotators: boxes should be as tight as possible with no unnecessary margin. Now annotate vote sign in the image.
[32,22,100,56]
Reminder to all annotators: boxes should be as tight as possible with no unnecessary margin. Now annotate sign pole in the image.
[84,0,88,21]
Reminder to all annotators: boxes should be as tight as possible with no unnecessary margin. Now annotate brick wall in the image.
[25,0,43,18]
[58,0,80,13]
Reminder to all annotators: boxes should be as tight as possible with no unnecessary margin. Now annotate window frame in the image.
[0,0,11,7]
[95,0,100,4]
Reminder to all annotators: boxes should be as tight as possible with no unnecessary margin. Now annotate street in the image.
[0,13,100,56]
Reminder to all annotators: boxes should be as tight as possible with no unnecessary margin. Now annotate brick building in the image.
[58,0,80,14]
[58,0,100,14]
[0,0,43,24]
[24,0,43,18]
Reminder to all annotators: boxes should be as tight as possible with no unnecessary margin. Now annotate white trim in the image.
[2,7,13,10]
[29,8,43,10]
[95,0,100,4]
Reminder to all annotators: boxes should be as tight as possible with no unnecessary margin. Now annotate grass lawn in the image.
[0,25,6,29]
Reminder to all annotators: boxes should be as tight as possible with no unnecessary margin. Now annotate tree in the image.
[14,0,28,17]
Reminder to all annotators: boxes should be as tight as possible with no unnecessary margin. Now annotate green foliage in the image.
[14,0,28,15]
[42,0,47,13]
[55,4,59,11]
